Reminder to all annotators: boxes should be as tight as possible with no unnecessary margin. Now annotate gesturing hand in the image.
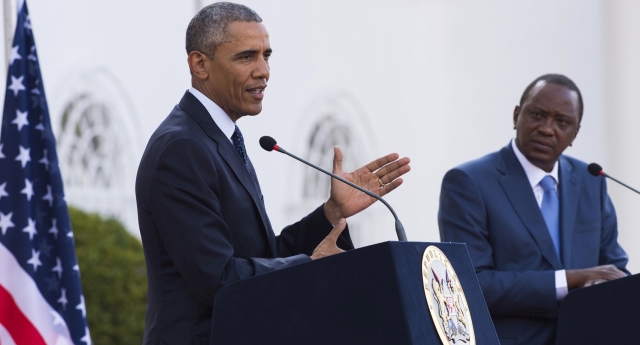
[323,147,411,225]
[310,219,347,260]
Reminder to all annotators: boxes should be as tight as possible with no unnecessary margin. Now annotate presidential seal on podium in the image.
[422,246,475,344]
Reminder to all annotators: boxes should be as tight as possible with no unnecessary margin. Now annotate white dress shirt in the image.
[189,87,236,142]
[511,139,569,301]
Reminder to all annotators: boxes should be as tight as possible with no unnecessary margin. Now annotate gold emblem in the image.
[422,246,475,344]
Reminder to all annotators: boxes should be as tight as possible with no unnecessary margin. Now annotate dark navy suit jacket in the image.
[136,91,353,345]
[438,143,628,345]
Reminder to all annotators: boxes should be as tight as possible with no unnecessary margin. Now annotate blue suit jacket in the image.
[438,143,628,345]
[136,91,353,345]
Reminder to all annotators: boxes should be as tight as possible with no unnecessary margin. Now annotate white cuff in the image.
[555,269,569,301]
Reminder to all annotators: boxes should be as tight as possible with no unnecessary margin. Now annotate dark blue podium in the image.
[556,273,640,345]
[209,242,499,344]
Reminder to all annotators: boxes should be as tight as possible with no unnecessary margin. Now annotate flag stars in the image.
[0,212,15,235]
[51,257,63,279]
[0,143,5,158]
[21,178,34,200]
[76,295,87,318]
[80,326,92,345]
[27,46,37,63]
[45,275,60,292]
[24,15,32,31]
[39,149,49,170]
[8,75,26,96]
[22,218,37,240]
[12,110,29,130]
[28,60,38,77]
[38,237,53,257]
[51,311,65,326]
[26,249,42,271]
[31,93,41,109]
[48,218,58,239]
[15,145,31,168]
[57,287,68,310]
[9,45,21,65]
[31,85,41,95]
[0,182,8,200]
[35,116,45,131]
[42,185,53,207]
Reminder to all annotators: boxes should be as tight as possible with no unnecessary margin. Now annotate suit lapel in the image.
[178,91,276,255]
[497,144,563,270]
[246,156,277,255]
[559,156,580,268]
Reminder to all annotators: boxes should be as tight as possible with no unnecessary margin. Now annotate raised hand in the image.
[323,147,411,225]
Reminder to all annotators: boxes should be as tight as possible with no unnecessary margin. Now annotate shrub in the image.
[70,207,146,345]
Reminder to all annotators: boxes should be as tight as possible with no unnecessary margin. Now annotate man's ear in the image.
[513,105,521,129]
[187,51,209,80]
[569,125,581,147]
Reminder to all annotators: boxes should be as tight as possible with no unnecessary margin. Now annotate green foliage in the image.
[70,207,147,345]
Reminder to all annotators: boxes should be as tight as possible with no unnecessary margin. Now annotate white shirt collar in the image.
[188,87,236,141]
[511,138,559,188]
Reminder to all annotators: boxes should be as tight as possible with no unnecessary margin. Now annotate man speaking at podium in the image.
[438,74,628,345]
[135,2,410,344]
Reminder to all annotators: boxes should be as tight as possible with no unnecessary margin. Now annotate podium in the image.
[210,242,499,344]
[556,273,640,345]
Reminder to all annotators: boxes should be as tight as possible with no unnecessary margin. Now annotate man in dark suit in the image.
[135,3,410,344]
[438,74,628,345]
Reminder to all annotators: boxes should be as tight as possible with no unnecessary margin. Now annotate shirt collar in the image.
[511,138,559,188]
[189,87,236,141]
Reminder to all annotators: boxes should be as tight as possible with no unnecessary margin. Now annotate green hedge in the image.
[70,207,147,345]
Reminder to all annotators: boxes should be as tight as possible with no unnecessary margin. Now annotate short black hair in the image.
[186,2,262,59]
[519,74,584,121]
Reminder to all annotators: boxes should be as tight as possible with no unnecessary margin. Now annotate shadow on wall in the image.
[70,207,146,344]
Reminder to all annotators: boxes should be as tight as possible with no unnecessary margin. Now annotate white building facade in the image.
[2,0,639,272]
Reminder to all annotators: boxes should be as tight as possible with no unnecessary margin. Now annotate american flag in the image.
[0,1,91,344]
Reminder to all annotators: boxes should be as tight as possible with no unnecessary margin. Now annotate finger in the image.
[375,157,411,179]
[601,265,626,276]
[607,266,627,279]
[378,161,412,184]
[592,266,626,280]
[326,218,347,242]
[378,177,404,197]
[365,153,400,172]
[332,146,343,174]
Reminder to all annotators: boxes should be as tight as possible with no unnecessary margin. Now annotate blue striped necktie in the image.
[540,175,561,259]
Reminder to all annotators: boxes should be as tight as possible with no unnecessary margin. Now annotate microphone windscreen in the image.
[259,136,277,152]
[588,163,603,177]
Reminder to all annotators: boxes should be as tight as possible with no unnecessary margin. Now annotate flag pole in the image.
[3,0,16,69]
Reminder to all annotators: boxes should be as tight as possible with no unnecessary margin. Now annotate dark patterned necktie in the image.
[231,125,247,164]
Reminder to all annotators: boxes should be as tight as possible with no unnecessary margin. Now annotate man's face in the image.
[205,21,271,122]
[513,82,581,172]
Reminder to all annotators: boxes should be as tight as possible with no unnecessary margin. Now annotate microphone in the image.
[259,136,408,242]
[588,163,640,195]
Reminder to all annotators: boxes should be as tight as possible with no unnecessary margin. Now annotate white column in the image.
[603,0,640,274]
[3,0,16,69]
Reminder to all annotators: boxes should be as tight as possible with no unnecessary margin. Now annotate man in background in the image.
[438,74,628,345]
[135,2,410,344]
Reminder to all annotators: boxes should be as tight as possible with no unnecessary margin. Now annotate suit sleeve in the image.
[598,178,629,274]
[276,205,354,257]
[438,168,557,318]
[150,137,329,307]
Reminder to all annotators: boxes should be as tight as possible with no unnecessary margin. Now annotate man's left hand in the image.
[323,147,411,225]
